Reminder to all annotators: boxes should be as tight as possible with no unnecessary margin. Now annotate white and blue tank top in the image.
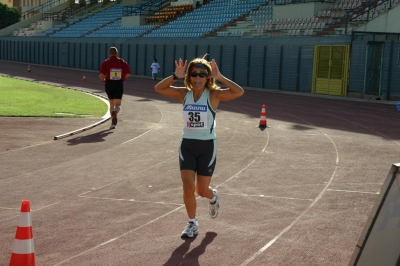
[182,89,216,140]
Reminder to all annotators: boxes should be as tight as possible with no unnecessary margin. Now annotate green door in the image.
[364,42,384,99]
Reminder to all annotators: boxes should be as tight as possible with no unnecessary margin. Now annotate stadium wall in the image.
[0,36,399,99]
[348,40,400,100]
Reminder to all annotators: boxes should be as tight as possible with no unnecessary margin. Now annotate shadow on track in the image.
[66,130,114,145]
[163,232,218,266]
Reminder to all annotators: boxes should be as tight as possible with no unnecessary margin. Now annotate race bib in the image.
[183,104,208,129]
[110,68,122,80]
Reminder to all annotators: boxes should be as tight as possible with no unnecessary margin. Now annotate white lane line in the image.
[327,189,379,194]
[322,112,400,147]
[217,159,256,187]
[121,128,158,145]
[0,202,60,223]
[56,111,270,264]
[0,207,20,210]
[240,117,340,266]
[54,205,185,266]
[122,101,164,145]
[78,154,178,197]
[223,193,313,201]
[221,105,270,156]
[0,140,54,155]
[78,195,184,206]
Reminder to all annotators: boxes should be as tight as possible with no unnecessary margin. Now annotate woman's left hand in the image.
[209,59,221,80]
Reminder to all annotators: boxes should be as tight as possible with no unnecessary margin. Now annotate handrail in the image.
[42,0,98,21]
[0,0,67,29]
[344,0,393,34]
[123,0,171,16]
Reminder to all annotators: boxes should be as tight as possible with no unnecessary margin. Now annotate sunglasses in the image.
[190,72,207,78]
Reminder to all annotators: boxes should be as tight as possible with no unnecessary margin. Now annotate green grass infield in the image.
[0,76,107,118]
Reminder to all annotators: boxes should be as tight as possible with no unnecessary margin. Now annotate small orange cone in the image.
[258,104,269,129]
[9,200,35,266]
[82,75,86,81]
[27,65,31,73]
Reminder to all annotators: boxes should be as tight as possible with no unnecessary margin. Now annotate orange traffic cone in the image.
[27,65,31,73]
[82,75,86,81]
[9,200,35,266]
[258,104,269,129]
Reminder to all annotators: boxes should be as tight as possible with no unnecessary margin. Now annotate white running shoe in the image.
[110,124,115,129]
[181,221,198,238]
[209,189,220,218]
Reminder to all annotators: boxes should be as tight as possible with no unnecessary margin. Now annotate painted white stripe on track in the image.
[53,206,184,266]
[327,189,379,194]
[239,116,340,266]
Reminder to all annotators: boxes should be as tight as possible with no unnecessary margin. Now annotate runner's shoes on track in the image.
[110,111,117,129]
[181,221,199,238]
[209,189,220,218]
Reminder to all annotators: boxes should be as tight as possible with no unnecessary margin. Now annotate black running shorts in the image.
[179,138,217,176]
[105,80,123,99]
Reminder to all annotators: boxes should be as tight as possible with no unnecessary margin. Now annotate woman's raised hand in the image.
[210,59,221,80]
[174,58,187,78]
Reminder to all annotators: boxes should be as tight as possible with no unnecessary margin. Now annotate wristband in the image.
[172,72,178,80]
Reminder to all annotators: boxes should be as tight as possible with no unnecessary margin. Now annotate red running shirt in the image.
[99,56,131,81]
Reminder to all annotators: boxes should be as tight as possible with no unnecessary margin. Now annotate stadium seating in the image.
[6,0,399,38]
[144,0,265,37]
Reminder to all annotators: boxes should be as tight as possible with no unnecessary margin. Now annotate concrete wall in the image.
[355,4,400,33]
[274,2,331,19]
[121,15,146,26]
[122,0,141,6]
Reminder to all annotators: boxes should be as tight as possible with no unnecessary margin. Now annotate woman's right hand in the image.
[174,58,187,79]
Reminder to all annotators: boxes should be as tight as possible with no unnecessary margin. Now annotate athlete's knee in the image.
[182,184,195,196]
[196,186,209,198]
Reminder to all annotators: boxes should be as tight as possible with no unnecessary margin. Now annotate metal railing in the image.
[351,30,400,41]
[123,0,171,16]
[42,0,98,21]
[344,0,394,35]
[0,0,68,29]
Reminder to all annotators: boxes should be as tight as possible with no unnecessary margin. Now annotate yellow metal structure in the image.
[312,45,350,96]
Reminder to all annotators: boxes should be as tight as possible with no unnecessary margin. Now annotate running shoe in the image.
[209,189,220,218]
[110,124,115,129]
[181,221,198,238]
[111,111,117,126]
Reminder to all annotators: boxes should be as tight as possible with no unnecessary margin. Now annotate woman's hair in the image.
[184,54,219,90]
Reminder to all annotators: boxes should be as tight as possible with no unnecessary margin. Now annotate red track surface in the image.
[1,61,400,266]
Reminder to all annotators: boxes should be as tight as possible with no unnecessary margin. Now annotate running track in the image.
[1,61,400,266]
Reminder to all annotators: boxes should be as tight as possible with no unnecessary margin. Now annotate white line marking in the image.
[217,159,256,187]
[78,154,178,197]
[240,116,340,266]
[0,140,54,155]
[321,112,400,147]
[223,193,313,201]
[0,207,20,210]
[56,113,269,264]
[327,189,379,194]
[121,128,158,144]
[54,205,185,266]
[0,202,60,223]
[78,195,184,206]
[122,101,164,145]
[100,238,117,246]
